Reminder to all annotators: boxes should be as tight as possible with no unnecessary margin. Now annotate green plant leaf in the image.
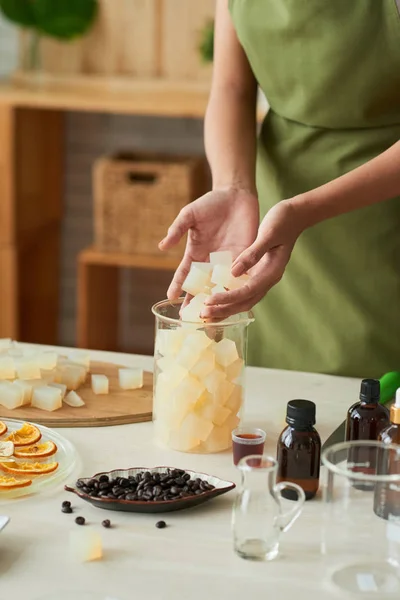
[33,0,98,41]
[0,0,36,28]
[199,19,214,64]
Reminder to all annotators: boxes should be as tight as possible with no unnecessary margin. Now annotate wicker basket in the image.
[93,153,209,257]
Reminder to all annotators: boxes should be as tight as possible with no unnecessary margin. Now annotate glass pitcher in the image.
[232,454,305,561]
[321,441,400,595]
[152,298,254,453]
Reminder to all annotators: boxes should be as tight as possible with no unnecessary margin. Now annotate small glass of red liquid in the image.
[232,427,267,466]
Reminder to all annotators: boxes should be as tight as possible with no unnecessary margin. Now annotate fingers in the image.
[166,255,192,300]
[201,293,264,320]
[159,205,194,251]
[231,238,268,277]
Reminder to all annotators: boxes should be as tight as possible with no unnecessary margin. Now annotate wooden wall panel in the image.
[0,105,15,245]
[0,247,18,338]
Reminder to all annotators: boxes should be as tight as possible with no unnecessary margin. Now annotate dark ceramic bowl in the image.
[65,466,236,513]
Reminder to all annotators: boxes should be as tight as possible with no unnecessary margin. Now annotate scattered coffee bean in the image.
[102,519,111,528]
[62,505,73,514]
[156,520,166,529]
[75,516,85,526]
[62,500,71,508]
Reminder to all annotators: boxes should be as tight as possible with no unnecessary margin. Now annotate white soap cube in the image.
[156,329,185,357]
[49,382,67,399]
[118,368,143,390]
[37,351,58,370]
[15,357,41,380]
[225,358,244,381]
[0,338,12,350]
[40,369,57,384]
[214,379,235,406]
[31,386,62,412]
[161,363,188,389]
[210,251,233,266]
[214,338,239,367]
[202,423,231,453]
[191,348,215,380]
[68,351,91,370]
[203,369,226,394]
[182,266,211,296]
[211,264,233,288]
[0,357,15,380]
[64,390,85,407]
[13,380,33,405]
[57,365,87,390]
[192,262,213,274]
[179,412,214,442]
[180,304,203,323]
[225,384,243,415]
[211,284,226,295]
[0,382,23,409]
[227,274,250,291]
[70,530,102,562]
[169,428,200,452]
[211,405,231,426]
[184,330,212,353]
[156,356,176,372]
[91,374,109,395]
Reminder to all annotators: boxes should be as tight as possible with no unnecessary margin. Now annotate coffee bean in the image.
[99,482,109,491]
[62,505,73,514]
[99,491,109,498]
[62,500,71,508]
[88,479,97,488]
[99,474,109,483]
[125,493,137,501]
[75,516,85,526]
[82,486,90,494]
[102,519,111,528]
[156,520,167,529]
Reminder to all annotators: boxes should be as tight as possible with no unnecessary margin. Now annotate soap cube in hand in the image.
[227,274,250,291]
[210,251,233,266]
[211,264,232,289]
[118,368,143,390]
[70,529,103,562]
[182,266,211,296]
[31,386,62,412]
[91,374,109,395]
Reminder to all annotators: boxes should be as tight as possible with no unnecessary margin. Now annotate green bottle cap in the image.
[379,372,400,405]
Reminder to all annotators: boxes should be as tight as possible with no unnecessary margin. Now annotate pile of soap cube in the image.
[153,251,248,453]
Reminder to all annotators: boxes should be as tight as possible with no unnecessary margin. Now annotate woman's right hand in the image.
[159,187,259,300]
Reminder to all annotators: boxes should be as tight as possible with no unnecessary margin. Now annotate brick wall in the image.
[0,16,205,354]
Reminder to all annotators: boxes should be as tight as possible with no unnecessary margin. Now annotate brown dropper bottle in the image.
[373,388,400,519]
[345,379,390,443]
[276,399,321,500]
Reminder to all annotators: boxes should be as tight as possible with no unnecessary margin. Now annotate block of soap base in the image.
[118,368,143,390]
[0,356,15,380]
[210,251,233,266]
[37,351,58,371]
[13,380,33,405]
[31,386,62,412]
[182,266,211,296]
[0,382,23,409]
[91,374,109,395]
[70,529,103,562]
[15,357,41,380]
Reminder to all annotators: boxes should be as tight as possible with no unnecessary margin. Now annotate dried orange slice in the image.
[0,475,32,490]
[14,441,57,459]
[0,461,58,475]
[0,422,7,437]
[5,422,42,447]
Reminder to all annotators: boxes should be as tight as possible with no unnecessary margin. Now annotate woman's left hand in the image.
[201,199,307,320]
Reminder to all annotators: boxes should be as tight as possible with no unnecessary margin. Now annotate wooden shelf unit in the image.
[77,246,180,353]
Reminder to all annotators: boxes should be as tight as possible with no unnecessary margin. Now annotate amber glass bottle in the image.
[276,400,321,500]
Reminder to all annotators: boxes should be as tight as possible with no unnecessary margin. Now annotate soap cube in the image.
[0,382,23,409]
[13,380,33,405]
[211,284,226,295]
[0,357,15,380]
[70,530,102,562]
[211,405,231,426]
[15,357,41,380]
[180,299,204,323]
[118,368,143,390]
[225,358,244,382]
[182,266,211,296]
[58,365,86,390]
[210,251,233,266]
[203,369,226,395]
[37,352,58,371]
[64,390,85,407]
[156,356,176,372]
[179,412,214,442]
[176,343,202,371]
[225,384,243,415]
[68,351,91,370]
[184,330,212,353]
[202,424,231,453]
[192,262,213,274]
[214,379,235,406]
[211,264,232,288]
[156,329,184,357]
[49,382,67,399]
[0,338,12,350]
[40,369,57,384]
[227,274,250,291]
[161,363,188,389]
[191,348,215,380]
[31,386,62,412]
[169,428,200,452]
[91,374,109,395]
[214,338,239,368]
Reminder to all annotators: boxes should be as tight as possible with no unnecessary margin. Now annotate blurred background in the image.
[0,0,265,356]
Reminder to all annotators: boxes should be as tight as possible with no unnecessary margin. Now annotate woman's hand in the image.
[202,199,306,319]
[159,187,259,300]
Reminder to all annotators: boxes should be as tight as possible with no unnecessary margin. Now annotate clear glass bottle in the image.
[232,454,305,561]
[276,399,321,500]
[152,298,253,453]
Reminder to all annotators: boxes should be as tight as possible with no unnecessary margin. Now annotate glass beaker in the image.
[152,298,254,453]
[232,454,305,560]
[321,441,400,595]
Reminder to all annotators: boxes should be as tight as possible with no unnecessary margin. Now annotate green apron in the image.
[229,0,400,378]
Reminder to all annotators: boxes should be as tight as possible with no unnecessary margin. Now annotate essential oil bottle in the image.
[345,378,390,443]
[276,399,321,500]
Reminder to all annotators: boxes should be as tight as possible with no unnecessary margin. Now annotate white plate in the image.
[0,418,78,501]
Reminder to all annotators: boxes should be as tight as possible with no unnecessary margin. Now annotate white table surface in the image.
[0,345,362,600]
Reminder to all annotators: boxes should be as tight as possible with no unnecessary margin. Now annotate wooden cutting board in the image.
[0,361,153,428]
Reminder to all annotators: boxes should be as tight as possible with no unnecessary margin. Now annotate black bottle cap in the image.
[359,378,380,403]
[285,399,316,427]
